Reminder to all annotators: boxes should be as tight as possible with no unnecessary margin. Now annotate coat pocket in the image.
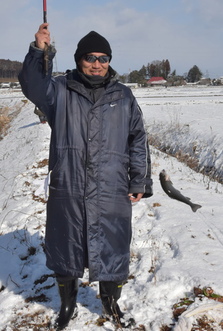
[49,147,86,196]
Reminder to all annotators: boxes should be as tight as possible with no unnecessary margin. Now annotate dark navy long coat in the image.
[19,44,153,282]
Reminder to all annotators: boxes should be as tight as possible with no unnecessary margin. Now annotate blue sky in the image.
[1,0,223,78]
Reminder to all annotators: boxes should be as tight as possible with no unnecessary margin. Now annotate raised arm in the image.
[18,24,56,124]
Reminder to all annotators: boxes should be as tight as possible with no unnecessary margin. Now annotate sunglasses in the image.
[83,54,110,63]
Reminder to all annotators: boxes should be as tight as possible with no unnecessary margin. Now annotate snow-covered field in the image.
[136,85,223,183]
[0,86,223,331]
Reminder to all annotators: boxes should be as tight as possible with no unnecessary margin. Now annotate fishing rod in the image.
[43,0,49,74]
[43,0,47,23]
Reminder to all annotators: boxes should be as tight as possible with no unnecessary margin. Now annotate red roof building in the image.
[147,77,167,85]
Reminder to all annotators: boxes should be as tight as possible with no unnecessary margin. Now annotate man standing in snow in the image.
[19,23,153,330]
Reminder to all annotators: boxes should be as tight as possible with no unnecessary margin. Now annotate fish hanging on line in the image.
[159,169,202,212]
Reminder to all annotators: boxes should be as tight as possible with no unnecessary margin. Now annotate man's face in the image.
[79,52,110,77]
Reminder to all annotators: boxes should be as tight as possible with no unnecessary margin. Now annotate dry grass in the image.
[0,106,11,139]
[160,286,223,330]
[149,133,223,184]
[33,159,49,168]
[0,104,24,140]
[1,310,53,331]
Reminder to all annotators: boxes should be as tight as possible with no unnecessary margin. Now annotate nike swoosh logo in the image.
[110,103,117,107]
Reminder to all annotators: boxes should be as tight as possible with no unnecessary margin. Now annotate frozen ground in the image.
[0,85,223,330]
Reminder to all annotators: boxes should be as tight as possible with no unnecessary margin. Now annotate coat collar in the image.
[66,68,123,104]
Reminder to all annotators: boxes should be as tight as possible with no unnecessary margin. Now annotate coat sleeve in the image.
[128,97,153,198]
[18,42,57,126]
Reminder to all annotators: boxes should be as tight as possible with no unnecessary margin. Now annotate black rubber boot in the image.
[99,281,124,323]
[54,277,78,330]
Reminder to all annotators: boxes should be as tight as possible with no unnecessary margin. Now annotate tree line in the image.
[118,60,204,86]
[0,59,23,80]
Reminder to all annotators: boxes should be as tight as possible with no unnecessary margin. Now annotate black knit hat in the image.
[74,31,112,64]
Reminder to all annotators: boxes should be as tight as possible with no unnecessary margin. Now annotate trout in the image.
[159,169,202,212]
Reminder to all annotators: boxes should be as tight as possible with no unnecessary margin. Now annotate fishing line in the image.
[196,209,223,247]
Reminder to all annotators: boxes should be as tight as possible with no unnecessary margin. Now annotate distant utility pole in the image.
[52,38,58,74]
